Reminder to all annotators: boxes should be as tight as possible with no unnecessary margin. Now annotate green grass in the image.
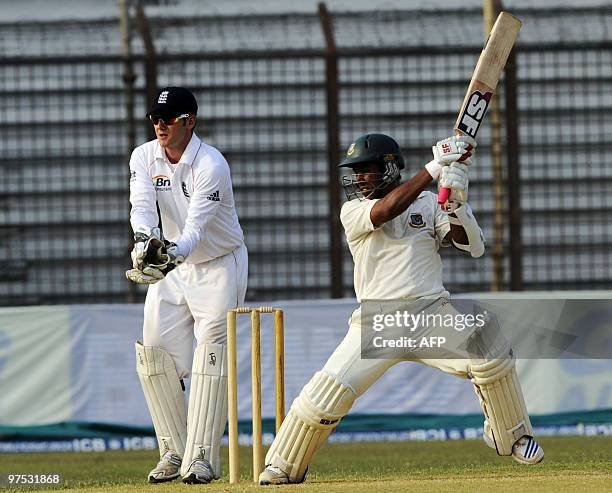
[0,437,610,492]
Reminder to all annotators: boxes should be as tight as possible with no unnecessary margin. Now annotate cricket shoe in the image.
[511,436,544,465]
[148,450,182,483]
[259,465,290,485]
[483,430,544,465]
[182,457,214,484]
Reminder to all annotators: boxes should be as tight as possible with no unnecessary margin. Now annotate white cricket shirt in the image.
[129,133,244,264]
[340,191,451,302]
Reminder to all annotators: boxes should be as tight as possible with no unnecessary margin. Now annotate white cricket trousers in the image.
[142,244,248,378]
[324,303,470,397]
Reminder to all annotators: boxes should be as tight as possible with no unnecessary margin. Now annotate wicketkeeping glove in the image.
[125,265,166,285]
[130,227,165,270]
[151,242,185,275]
[126,227,185,285]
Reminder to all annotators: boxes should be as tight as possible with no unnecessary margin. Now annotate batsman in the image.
[126,87,248,484]
[259,134,543,485]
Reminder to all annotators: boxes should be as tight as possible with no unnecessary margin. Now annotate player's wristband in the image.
[425,160,442,179]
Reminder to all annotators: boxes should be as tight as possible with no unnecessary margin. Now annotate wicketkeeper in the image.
[259,133,543,485]
[126,87,248,484]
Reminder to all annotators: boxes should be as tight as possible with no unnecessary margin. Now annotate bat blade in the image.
[438,11,522,205]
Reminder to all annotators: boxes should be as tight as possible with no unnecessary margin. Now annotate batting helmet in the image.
[338,133,405,170]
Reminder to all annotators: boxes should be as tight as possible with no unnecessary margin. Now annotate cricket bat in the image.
[438,11,522,205]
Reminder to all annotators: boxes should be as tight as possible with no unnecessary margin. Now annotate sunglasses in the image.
[148,113,190,126]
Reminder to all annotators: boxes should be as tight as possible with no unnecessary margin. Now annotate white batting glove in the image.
[425,135,476,180]
[439,161,469,212]
[440,161,469,190]
[432,135,476,165]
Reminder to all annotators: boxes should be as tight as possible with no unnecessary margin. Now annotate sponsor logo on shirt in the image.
[181,181,190,199]
[206,190,220,202]
[130,170,136,182]
[409,213,425,228]
[153,175,171,192]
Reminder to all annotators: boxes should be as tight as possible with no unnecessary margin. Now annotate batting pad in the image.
[180,343,227,479]
[265,371,356,483]
[470,355,533,455]
[135,342,187,457]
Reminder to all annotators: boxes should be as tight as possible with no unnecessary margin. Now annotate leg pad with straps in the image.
[470,354,533,455]
[265,371,356,483]
[181,343,228,479]
[135,342,187,457]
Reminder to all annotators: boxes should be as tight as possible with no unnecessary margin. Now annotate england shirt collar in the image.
[179,133,202,166]
[154,141,165,161]
[153,133,202,166]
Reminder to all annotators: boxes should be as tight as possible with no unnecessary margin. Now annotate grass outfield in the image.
[0,436,610,492]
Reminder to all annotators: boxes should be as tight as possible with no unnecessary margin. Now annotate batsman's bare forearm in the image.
[370,169,433,227]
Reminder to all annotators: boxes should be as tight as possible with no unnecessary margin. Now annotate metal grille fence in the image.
[1,6,611,305]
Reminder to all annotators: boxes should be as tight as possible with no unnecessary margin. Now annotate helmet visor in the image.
[341,173,386,201]
[340,161,401,201]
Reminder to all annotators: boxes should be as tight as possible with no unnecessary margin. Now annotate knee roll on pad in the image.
[135,342,187,457]
[470,354,533,455]
[265,371,356,483]
[294,371,357,427]
[181,343,228,479]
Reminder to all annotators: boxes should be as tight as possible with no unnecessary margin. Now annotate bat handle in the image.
[438,187,450,205]
[438,128,468,205]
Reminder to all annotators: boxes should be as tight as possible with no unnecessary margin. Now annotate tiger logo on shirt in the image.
[409,213,426,228]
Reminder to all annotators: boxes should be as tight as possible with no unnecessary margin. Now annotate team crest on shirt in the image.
[181,181,190,199]
[409,213,425,228]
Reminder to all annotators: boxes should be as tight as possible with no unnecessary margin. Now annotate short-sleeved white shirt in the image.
[340,191,450,302]
[129,133,244,264]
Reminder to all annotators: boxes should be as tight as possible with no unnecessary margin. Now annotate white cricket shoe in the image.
[182,457,215,484]
[511,436,544,465]
[259,465,290,485]
[483,429,544,465]
[148,450,182,483]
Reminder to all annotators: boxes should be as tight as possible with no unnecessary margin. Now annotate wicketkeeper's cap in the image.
[147,87,198,118]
